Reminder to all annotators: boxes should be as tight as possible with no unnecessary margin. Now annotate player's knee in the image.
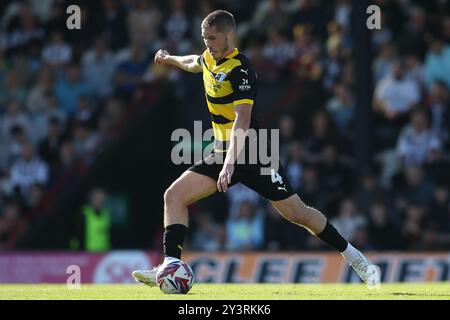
[164,187,183,207]
[288,210,308,226]
[281,204,308,226]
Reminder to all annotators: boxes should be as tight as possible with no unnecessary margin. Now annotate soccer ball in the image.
[156,258,195,294]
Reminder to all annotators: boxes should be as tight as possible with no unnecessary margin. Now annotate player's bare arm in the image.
[154,49,202,73]
[217,103,253,193]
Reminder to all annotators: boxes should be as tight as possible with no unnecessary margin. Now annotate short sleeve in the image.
[229,63,257,106]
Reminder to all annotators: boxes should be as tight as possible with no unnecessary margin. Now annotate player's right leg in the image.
[133,170,218,287]
[238,161,380,288]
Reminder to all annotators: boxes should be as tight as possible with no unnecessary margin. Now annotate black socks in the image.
[163,224,187,259]
[317,221,348,252]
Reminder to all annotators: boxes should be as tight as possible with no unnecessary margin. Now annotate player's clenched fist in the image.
[154,49,170,64]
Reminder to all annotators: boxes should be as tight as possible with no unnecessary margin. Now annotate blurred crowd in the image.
[0,0,449,251]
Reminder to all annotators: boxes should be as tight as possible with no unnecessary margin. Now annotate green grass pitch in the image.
[1,283,450,300]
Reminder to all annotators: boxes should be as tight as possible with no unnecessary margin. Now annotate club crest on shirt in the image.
[214,72,227,83]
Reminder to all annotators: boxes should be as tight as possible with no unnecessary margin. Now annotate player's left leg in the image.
[270,194,380,287]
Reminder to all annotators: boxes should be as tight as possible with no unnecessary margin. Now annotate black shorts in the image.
[188,151,295,201]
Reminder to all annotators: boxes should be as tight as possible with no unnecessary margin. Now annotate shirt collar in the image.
[216,48,239,66]
[225,48,239,59]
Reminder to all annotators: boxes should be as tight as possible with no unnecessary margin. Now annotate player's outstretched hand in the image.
[154,49,170,65]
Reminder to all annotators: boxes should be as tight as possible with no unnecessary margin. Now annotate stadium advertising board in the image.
[0,252,448,283]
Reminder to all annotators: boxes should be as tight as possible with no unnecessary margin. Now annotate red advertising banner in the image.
[0,251,448,283]
[0,251,160,284]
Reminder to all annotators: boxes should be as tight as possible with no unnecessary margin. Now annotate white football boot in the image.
[132,266,159,287]
[349,253,381,289]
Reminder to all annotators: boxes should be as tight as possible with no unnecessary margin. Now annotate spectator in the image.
[426,81,450,148]
[41,31,72,68]
[38,117,64,168]
[55,64,90,115]
[334,0,351,34]
[326,83,354,135]
[226,183,260,218]
[72,120,99,162]
[76,187,111,252]
[1,100,31,142]
[292,23,320,65]
[160,0,192,55]
[3,125,27,168]
[226,201,264,251]
[128,0,162,50]
[0,70,27,106]
[373,42,397,84]
[50,141,77,184]
[95,0,129,51]
[114,43,148,97]
[26,67,54,114]
[373,61,421,127]
[252,0,290,37]
[189,211,224,251]
[393,166,435,210]
[424,38,450,89]
[373,61,422,150]
[323,39,344,92]
[367,201,402,250]
[404,52,424,86]
[262,28,294,70]
[6,2,45,53]
[9,142,48,199]
[81,38,116,99]
[330,198,367,242]
[31,91,66,142]
[396,108,442,168]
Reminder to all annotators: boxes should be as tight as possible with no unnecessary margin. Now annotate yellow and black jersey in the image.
[197,48,260,152]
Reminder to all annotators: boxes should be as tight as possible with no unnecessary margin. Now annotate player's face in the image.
[202,26,232,61]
